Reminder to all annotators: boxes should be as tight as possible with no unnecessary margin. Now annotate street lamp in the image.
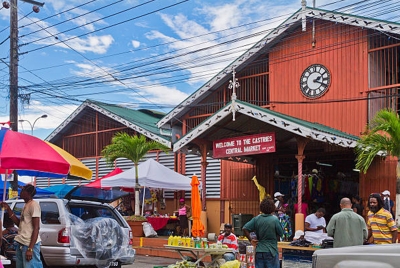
[18,114,47,135]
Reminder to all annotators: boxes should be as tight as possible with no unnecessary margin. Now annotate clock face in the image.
[300,64,331,98]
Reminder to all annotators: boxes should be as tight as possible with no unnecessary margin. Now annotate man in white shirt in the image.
[382,190,395,219]
[305,208,326,233]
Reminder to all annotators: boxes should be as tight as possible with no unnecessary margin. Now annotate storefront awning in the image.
[173,100,359,153]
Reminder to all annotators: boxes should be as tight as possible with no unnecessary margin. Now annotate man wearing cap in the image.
[1,184,43,267]
[382,190,395,219]
[274,192,284,212]
[326,197,367,248]
[217,223,238,261]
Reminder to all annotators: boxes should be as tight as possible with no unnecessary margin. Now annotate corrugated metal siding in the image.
[270,21,368,136]
[36,153,221,200]
[184,154,221,199]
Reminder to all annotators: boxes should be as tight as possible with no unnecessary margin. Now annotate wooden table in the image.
[278,242,321,268]
[164,245,234,267]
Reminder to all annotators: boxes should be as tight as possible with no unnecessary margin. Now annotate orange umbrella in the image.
[191,175,204,237]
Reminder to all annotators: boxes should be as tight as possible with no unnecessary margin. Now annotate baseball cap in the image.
[274,192,284,198]
[224,223,232,228]
[294,230,304,239]
[179,198,185,202]
[382,190,390,196]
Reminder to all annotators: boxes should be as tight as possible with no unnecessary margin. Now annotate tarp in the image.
[0,178,54,200]
[44,184,74,198]
[101,158,192,190]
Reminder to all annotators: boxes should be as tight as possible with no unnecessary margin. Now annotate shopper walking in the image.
[243,198,283,268]
[366,193,397,244]
[1,184,43,268]
[326,197,367,247]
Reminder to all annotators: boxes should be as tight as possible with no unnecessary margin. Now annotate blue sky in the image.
[0,0,398,139]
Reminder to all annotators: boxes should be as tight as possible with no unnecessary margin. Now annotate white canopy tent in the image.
[101,158,192,191]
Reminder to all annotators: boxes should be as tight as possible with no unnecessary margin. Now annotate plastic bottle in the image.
[168,235,173,246]
[190,237,195,248]
[185,237,190,247]
[173,236,179,246]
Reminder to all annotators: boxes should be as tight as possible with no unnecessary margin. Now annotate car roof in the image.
[64,186,129,203]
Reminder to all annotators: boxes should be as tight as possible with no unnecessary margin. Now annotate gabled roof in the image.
[173,100,358,152]
[46,100,171,147]
[158,6,400,128]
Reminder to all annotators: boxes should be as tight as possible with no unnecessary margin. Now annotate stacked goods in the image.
[239,245,254,268]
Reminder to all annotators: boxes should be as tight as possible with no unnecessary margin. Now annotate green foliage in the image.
[101,133,170,165]
[355,109,400,173]
[123,215,147,221]
[101,133,170,215]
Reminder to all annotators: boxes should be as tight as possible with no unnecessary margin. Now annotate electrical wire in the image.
[3,0,400,130]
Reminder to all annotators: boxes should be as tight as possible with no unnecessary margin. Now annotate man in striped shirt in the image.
[366,193,397,244]
[217,223,238,261]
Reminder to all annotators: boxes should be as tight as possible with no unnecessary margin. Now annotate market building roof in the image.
[46,99,171,147]
[158,6,400,129]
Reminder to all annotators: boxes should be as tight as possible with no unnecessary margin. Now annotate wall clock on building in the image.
[300,64,331,98]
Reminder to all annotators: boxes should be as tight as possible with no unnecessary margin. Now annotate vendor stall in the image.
[278,242,322,268]
[164,245,234,267]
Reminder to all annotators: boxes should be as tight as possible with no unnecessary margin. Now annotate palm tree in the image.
[355,109,400,173]
[102,133,170,215]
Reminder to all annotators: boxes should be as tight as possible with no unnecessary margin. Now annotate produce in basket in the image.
[167,260,196,268]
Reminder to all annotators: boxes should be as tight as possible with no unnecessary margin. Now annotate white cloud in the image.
[0,100,79,132]
[131,40,140,48]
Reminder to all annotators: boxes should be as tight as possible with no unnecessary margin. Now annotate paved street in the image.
[124,255,179,268]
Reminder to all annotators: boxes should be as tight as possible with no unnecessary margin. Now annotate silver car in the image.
[312,243,400,268]
[6,186,135,268]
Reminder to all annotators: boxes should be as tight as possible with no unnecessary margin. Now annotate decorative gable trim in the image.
[159,7,400,129]
[173,101,358,152]
[47,101,171,147]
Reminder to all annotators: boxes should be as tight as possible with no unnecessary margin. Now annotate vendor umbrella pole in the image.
[1,169,9,223]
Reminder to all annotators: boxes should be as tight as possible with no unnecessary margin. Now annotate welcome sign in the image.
[213,132,276,158]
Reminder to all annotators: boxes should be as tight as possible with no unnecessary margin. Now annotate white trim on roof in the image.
[47,101,171,147]
[173,101,358,152]
[46,101,88,141]
[159,7,400,129]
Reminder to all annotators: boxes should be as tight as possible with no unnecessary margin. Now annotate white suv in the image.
[5,186,135,268]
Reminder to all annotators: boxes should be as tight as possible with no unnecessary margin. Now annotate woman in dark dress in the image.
[352,196,364,217]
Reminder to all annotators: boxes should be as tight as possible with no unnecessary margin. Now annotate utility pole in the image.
[8,0,44,190]
[9,0,44,131]
[9,0,18,131]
